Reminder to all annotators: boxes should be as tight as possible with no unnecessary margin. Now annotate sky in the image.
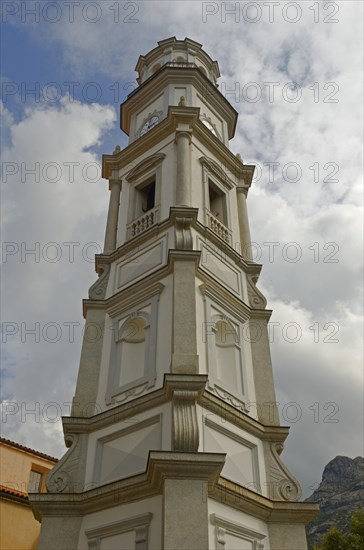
[1,1,363,499]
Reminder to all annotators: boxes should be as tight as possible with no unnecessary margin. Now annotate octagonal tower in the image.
[31,37,317,550]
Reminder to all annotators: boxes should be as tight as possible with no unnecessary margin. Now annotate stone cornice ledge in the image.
[64,374,289,444]
[30,451,226,520]
[65,374,208,434]
[211,477,319,523]
[30,452,318,524]
[93,206,262,277]
[199,390,289,442]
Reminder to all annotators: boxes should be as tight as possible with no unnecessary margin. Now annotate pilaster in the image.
[103,178,122,254]
[170,250,200,374]
[175,128,192,206]
[236,185,253,260]
[248,316,280,426]
[71,306,106,416]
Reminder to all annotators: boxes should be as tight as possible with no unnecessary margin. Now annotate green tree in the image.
[350,508,364,541]
[314,526,346,550]
[346,508,364,550]
[314,508,364,550]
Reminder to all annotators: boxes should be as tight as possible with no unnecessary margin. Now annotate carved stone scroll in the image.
[88,264,110,300]
[247,274,267,309]
[172,390,199,451]
[46,434,86,494]
[175,216,193,250]
[265,441,302,501]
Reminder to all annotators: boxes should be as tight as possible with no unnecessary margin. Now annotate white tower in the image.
[31,37,317,549]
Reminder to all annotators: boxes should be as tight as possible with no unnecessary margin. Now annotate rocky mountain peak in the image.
[305,455,364,548]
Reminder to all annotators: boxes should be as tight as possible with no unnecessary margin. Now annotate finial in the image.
[178,96,187,107]
[113,145,121,155]
[236,153,243,161]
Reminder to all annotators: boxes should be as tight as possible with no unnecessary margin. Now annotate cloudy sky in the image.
[1,1,363,498]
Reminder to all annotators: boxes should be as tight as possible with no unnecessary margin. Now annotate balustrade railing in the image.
[206,210,232,244]
[127,207,159,239]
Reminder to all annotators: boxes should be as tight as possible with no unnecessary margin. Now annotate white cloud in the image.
[1,98,116,454]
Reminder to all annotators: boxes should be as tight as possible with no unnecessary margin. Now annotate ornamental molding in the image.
[174,215,194,250]
[172,390,199,451]
[199,282,250,324]
[85,513,152,550]
[88,264,110,300]
[125,152,165,182]
[106,282,164,319]
[31,451,226,519]
[46,434,87,494]
[61,374,288,444]
[92,208,262,278]
[32,451,317,523]
[207,385,248,414]
[247,273,267,309]
[106,291,160,405]
[265,441,302,502]
[210,514,266,549]
[199,156,235,190]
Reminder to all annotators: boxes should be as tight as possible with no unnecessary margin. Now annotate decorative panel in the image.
[106,287,162,404]
[210,514,266,550]
[199,241,241,296]
[94,416,161,484]
[116,237,167,291]
[85,513,152,550]
[203,417,261,491]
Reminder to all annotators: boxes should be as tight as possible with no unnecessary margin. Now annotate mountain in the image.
[305,455,364,548]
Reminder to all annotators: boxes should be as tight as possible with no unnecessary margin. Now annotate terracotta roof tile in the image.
[0,437,59,462]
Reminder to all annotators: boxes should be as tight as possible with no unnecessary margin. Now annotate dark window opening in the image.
[141,181,156,212]
[208,180,227,225]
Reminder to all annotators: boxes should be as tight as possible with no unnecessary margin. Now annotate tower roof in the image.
[135,36,220,86]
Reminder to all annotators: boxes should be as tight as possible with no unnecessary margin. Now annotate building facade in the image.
[31,37,318,549]
[0,438,57,550]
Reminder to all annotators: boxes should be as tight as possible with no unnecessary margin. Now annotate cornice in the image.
[199,156,235,190]
[168,249,201,269]
[104,104,244,180]
[30,451,226,519]
[106,282,165,318]
[125,153,166,182]
[210,478,319,523]
[64,374,208,435]
[63,374,287,444]
[93,207,262,278]
[83,265,172,318]
[199,280,251,321]
[30,450,318,524]
[120,66,236,137]
[135,37,220,80]
[82,208,268,319]
[199,390,288,442]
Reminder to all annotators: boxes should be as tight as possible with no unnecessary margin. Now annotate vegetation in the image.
[313,508,364,550]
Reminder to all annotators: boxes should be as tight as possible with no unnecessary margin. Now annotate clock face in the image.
[140,115,160,136]
[202,119,217,136]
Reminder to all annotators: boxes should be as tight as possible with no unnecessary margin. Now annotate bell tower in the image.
[31,37,317,550]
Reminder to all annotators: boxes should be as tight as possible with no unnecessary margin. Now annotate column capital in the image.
[174,129,192,145]
[236,185,249,197]
[108,178,122,191]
